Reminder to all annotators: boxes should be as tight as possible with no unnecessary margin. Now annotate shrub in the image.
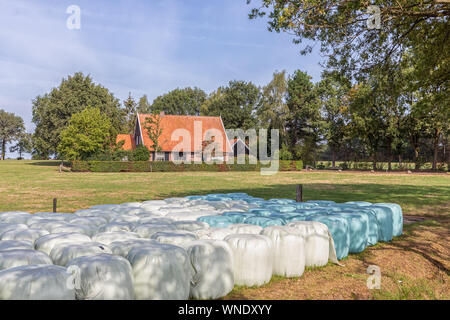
[132,146,150,161]
[71,160,302,173]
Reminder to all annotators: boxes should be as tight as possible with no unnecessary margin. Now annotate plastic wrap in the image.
[35,233,91,255]
[0,265,75,300]
[184,240,234,299]
[127,243,191,300]
[260,226,305,277]
[0,249,53,270]
[224,234,273,286]
[66,254,134,300]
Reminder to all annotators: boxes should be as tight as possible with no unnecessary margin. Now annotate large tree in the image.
[123,93,137,134]
[10,132,33,159]
[137,95,152,114]
[0,109,25,160]
[58,107,113,160]
[32,72,125,158]
[150,87,207,115]
[202,80,260,130]
[286,70,324,163]
[316,72,351,168]
[248,1,449,82]
[258,70,290,144]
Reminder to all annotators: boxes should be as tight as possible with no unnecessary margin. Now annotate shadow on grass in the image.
[28,161,70,167]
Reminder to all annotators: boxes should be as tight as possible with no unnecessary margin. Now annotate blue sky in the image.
[0,0,324,156]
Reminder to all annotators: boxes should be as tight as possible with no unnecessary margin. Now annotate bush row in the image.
[71,160,303,173]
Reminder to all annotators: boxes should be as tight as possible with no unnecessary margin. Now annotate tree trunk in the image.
[387,148,392,171]
[332,149,336,168]
[414,147,420,171]
[1,139,5,160]
[372,152,377,171]
[432,129,440,171]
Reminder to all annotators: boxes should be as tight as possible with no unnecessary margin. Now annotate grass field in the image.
[1,160,449,299]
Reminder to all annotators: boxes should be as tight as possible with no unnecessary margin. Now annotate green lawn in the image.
[1,160,449,299]
[1,160,448,217]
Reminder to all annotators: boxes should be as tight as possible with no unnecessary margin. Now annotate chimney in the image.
[159,111,165,117]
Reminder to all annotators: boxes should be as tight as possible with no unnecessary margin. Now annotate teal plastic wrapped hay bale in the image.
[294,203,318,210]
[330,212,368,253]
[368,206,393,242]
[286,215,310,222]
[345,201,372,207]
[306,200,336,206]
[374,203,403,236]
[248,208,273,217]
[306,215,350,260]
[267,199,296,205]
[265,205,296,213]
[244,216,286,228]
[345,208,379,246]
[197,216,233,228]
[221,212,256,224]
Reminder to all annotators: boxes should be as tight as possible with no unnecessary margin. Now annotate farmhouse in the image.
[117,113,234,162]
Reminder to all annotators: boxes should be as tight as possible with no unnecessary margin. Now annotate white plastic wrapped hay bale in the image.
[0,249,53,270]
[184,240,234,300]
[113,207,147,216]
[66,254,134,300]
[28,220,67,232]
[127,243,191,300]
[165,211,212,222]
[109,239,159,258]
[97,222,135,233]
[0,228,49,243]
[50,242,112,266]
[0,240,33,251]
[139,217,174,225]
[194,227,235,240]
[173,221,209,232]
[92,231,141,245]
[286,221,331,267]
[228,223,263,235]
[150,231,198,246]
[224,234,273,286]
[0,211,31,224]
[132,224,177,238]
[34,233,92,255]
[0,223,28,235]
[0,265,75,300]
[260,226,305,277]
[50,224,97,237]
[70,216,108,227]
[32,212,74,221]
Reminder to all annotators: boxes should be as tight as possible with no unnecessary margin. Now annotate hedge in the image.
[71,160,303,173]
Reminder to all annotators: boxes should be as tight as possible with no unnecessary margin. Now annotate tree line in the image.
[1,1,448,170]
[0,68,448,171]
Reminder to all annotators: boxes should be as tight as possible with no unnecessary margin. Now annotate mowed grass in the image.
[0,160,449,300]
[1,160,449,217]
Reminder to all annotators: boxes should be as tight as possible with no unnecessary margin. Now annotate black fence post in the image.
[53,198,57,213]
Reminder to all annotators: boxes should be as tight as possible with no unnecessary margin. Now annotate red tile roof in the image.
[138,114,232,153]
[116,134,135,151]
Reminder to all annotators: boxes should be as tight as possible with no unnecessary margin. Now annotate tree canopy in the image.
[58,107,113,161]
[201,80,260,130]
[32,72,125,158]
[0,109,25,160]
[150,87,207,116]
